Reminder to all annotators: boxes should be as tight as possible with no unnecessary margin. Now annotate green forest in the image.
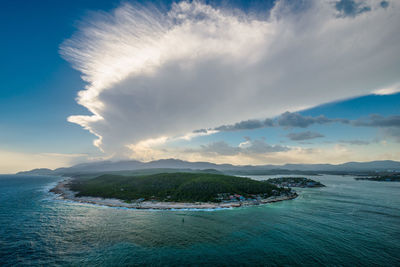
[69,172,288,202]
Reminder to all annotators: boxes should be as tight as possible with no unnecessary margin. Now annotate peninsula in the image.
[267,177,325,188]
[50,173,298,210]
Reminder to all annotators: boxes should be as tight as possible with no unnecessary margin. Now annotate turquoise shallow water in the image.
[1,174,399,266]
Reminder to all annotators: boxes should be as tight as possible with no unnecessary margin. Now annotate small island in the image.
[354,174,400,182]
[267,177,325,188]
[50,173,298,210]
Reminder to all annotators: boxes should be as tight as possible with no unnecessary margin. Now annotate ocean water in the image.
[1,174,399,266]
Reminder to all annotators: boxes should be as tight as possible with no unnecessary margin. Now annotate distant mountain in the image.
[17,168,55,176]
[16,159,400,176]
[335,160,400,171]
[49,159,231,175]
[276,160,400,172]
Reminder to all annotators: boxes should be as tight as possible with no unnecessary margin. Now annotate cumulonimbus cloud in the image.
[61,0,400,157]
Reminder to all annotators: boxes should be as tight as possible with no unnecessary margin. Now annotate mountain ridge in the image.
[16,159,400,175]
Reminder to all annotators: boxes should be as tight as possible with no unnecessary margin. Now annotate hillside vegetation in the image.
[69,173,288,202]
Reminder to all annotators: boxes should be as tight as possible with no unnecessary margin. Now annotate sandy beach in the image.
[50,179,298,210]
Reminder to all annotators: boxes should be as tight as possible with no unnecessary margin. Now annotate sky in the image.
[0,0,399,173]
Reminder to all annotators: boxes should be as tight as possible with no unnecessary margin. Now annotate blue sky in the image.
[1,0,399,172]
[0,0,114,153]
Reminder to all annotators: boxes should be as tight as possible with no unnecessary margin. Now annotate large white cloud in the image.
[61,0,400,157]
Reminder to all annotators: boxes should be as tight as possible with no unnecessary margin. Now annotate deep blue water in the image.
[1,174,399,266]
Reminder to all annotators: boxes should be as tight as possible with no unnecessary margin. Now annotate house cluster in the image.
[268,178,323,188]
[278,181,316,187]
[215,192,281,203]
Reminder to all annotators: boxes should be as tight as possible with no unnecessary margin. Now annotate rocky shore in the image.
[50,179,298,210]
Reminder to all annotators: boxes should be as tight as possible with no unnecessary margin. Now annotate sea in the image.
[1,174,399,266]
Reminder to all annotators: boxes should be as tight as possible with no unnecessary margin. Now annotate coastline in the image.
[50,179,298,210]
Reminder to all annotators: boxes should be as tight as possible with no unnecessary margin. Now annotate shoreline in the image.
[50,179,298,210]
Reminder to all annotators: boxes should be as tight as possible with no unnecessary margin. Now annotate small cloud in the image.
[263,119,274,127]
[243,139,290,154]
[214,119,273,132]
[200,141,240,156]
[352,114,400,128]
[199,139,290,156]
[277,112,332,128]
[181,129,218,141]
[192,128,208,133]
[211,111,352,133]
[238,140,251,148]
[238,137,251,148]
[286,131,324,141]
[373,84,400,95]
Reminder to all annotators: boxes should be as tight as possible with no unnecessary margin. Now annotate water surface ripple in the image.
[1,174,399,266]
